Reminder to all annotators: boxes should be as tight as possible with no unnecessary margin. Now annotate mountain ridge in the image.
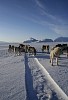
[54,37,68,42]
[23,37,68,43]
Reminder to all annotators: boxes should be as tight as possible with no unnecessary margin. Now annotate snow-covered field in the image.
[0,42,68,100]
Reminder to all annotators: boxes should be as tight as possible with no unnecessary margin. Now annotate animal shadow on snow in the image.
[28,52,50,60]
[58,63,68,68]
[58,57,68,68]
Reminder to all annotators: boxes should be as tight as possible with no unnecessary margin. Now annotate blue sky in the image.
[0,0,68,42]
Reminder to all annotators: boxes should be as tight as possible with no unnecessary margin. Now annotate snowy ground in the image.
[0,42,68,100]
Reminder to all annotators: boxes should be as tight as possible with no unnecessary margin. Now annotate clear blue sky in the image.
[0,0,68,42]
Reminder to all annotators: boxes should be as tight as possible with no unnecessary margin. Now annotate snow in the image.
[0,48,26,100]
[36,53,68,96]
[0,42,68,100]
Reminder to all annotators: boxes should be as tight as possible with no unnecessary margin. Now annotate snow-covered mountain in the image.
[23,37,38,43]
[54,37,68,42]
[23,38,53,43]
[39,39,53,42]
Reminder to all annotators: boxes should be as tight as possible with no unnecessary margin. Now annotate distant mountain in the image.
[0,41,6,43]
[54,37,68,42]
[0,41,8,44]
[39,39,53,42]
[23,37,38,43]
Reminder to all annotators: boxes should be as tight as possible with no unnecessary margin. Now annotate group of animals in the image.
[8,43,68,66]
[8,44,36,56]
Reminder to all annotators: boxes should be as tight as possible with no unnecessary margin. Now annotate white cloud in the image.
[35,0,63,25]
[51,25,68,36]
[35,0,44,9]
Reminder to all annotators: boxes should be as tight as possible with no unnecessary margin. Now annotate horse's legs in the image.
[67,48,68,57]
[67,53,68,57]
[50,59,51,63]
[56,57,58,65]
[51,58,53,66]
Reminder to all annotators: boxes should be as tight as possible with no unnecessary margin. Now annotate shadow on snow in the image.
[28,52,50,59]
[24,53,38,100]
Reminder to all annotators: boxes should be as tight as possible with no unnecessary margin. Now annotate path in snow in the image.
[26,54,68,100]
